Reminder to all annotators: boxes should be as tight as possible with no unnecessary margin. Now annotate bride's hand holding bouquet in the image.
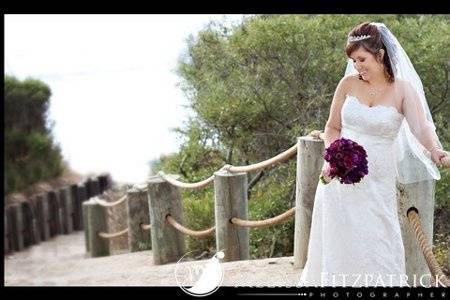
[319,138,369,185]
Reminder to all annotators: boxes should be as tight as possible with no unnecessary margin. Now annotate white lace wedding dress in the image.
[298,95,408,287]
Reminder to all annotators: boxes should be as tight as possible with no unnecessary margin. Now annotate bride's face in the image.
[349,46,384,81]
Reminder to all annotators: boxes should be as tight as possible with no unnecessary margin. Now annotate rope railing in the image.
[231,207,295,228]
[407,208,450,287]
[223,144,297,174]
[140,223,151,231]
[157,172,214,190]
[93,195,127,207]
[98,227,129,239]
[166,214,215,238]
[157,145,297,189]
[132,182,149,192]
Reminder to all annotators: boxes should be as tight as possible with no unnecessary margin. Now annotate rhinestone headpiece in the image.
[347,34,371,43]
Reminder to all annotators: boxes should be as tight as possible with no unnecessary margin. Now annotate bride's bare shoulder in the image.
[341,73,360,84]
[338,74,360,94]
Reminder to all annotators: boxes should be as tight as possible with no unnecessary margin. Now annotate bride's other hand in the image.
[320,162,332,183]
[430,147,448,167]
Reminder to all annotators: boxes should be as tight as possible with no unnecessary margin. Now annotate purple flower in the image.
[320,137,369,185]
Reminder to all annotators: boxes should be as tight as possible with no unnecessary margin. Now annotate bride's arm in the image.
[323,76,352,148]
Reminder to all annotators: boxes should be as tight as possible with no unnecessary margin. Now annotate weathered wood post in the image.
[84,199,110,257]
[47,190,63,236]
[59,187,74,234]
[36,194,50,241]
[5,206,11,254]
[31,205,41,244]
[293,136,324,269]
[82,201,90,252]
[69,184,81,230]
[127,183,151,252]
[21,201,33,247]
[214,170,249,262]
[147,175,185,265]
[396,179,436,287]
[21,201,40,246]
[9,203,25,251]
[78,184,88,230]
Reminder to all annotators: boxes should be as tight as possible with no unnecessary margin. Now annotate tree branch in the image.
[179,155,188,178]
[226,144,234,164]
[289,182,296,208]
[247,170,265,200]
[250,84,293,130]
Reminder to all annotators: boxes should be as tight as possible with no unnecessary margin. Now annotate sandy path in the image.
[4,232,301,286]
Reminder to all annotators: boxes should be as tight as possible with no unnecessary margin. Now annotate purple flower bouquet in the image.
[319,137,369,185]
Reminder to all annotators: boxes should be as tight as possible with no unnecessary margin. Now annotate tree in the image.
[4,75,64,195]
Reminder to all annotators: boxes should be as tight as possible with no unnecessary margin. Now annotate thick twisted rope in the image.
[98,227,129,239]
[231,207,295,228]
[166,215,215,238]
[223,144,297,173]
[157,172,214,190]
[140,223,151,231]
[93,195,127,207]
[407,208,450,287]
[157,144,297,189]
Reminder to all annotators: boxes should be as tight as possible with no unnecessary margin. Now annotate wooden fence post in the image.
[214,170,249,262]
[293,136,324,269]
[85,199,110,257]
[59,187,74,234]
[5,206,11,254]
[69,184,81,231]
[82,200,90,252]
[31,205,41,244]
[21,201,39,246]
[9,204,25,251]
[47,190,63,236]
[147,175,185,265]
[126,184,151,252]
[36,194,51,241]
[78,184,88,230]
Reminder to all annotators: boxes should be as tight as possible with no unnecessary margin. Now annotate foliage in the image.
[4,75,64,195]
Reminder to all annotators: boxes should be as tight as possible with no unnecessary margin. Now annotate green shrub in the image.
[4,75,63,195]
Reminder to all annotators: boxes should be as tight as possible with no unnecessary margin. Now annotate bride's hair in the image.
[345,22,395,83]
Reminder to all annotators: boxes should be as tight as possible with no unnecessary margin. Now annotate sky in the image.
[5,14,247,184]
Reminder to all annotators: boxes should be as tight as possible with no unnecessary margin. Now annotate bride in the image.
[297,22,447,287]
